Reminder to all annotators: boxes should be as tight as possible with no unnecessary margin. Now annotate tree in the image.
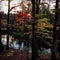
[35,0,41,14]
[0,12,4,52]
[31,0,39,60]
[51,0,59,60]
[6,0,23,50]
[6,0,10,50]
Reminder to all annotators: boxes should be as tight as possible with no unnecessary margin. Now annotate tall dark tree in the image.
[51,0,59,60]
[0,13,1,52]
[31,0,41,60]
[31,0,38,60]
[57,0,60,57]
[0,12,4,52]
[35,0,41,57]
[58,28,60,56]
[6,0,10,50]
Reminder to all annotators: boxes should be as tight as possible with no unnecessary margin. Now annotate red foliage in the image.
[18,13,31,19]
[15,12,31,25]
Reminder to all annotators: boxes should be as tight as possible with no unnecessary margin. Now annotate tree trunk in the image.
[35,0,40,14]
[0,13,4,52]
[6,0,10,50]
[51,0,59,60]
[31,0,40,60]
[59,28,60,56]
[31,0,37,60]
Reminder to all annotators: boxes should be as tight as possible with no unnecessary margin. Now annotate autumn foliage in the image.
[18,13,31,19]
[15,12,31,24]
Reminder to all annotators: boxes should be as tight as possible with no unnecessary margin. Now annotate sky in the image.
[0,0,56,14]
[0,0,22,14]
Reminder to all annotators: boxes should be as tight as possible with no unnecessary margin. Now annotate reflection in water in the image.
[11,41,19,49]
[20,42,24,50]
[1,35,51,54]
[11,41,25,50]
[1,35,12,45]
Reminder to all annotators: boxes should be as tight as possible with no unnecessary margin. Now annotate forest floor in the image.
[0,49,59,60]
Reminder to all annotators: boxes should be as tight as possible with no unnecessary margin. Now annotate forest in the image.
[0,0,60,60]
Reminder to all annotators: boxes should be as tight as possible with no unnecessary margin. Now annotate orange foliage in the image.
[15,17,24,24]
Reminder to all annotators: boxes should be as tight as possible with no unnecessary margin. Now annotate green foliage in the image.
[36,17,53,48]
[38,18,49,23]
[35,14,47,19]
